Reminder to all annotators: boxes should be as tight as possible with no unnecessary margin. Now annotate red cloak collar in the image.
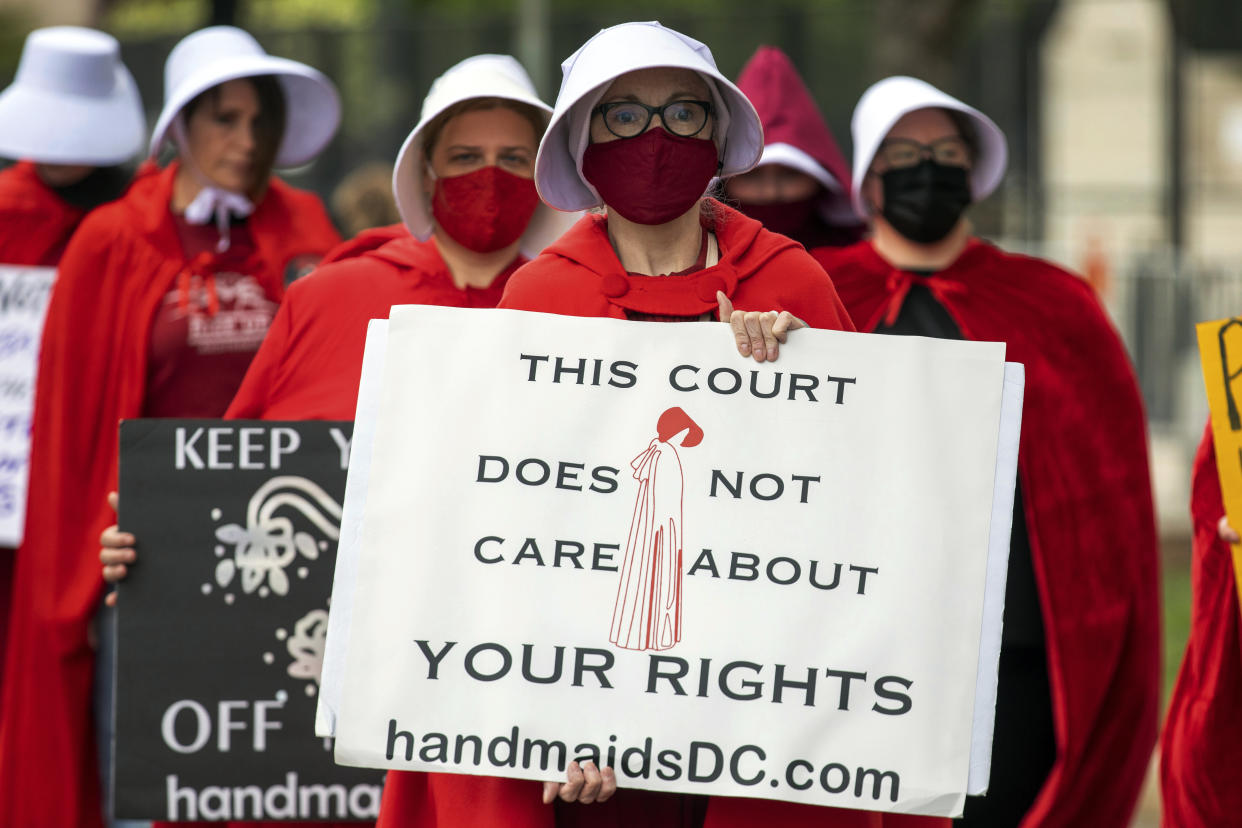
[535,201,802,317]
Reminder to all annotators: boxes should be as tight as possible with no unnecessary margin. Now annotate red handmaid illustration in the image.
[609,406,704,652]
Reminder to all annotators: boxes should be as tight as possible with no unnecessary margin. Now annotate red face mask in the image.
[735,196,818,237]
[581,129,719,225]
[431,166,540,253]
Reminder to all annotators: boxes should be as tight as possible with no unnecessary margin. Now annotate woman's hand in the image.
[1219,516,1239,544]
[717,291,805,363]
[100,491,136,606]
[542,760,616,805]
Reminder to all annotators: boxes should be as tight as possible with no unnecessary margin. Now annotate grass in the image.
[1161,540,1194,704]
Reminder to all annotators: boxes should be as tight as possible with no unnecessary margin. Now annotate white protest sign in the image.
[0,265,55,546]
[333,305,1009,818]
[320,325,1024,797]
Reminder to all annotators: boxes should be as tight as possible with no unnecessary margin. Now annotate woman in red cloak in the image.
[0,26,341,828]
[492,19,911,828]
[104,51,576,828]
[0,26,145,266]
[1160,424,1242,827]
[220,54,572,422]
[719,46,864,250]
[815,76,1160,828]
[0,25,145,685]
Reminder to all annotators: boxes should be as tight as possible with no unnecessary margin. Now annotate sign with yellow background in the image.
[1196,318,1242,603]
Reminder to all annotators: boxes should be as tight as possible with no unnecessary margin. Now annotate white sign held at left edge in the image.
[0,265,55,546]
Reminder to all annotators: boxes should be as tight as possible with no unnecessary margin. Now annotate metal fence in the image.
[1006,239,1240,434]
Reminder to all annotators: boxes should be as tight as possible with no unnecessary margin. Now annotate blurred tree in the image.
[870,0,984,87]
[105,0,215,33]
[211,0,236,24]
[1170,0,1242,52]
[0,9,32,85]
[104,0,376,33]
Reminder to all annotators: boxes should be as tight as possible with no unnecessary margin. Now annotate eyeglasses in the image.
[593,100,714,139]
[874,137,972,170]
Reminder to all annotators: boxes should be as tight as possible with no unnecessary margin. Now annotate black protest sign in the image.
[114,420,383,821]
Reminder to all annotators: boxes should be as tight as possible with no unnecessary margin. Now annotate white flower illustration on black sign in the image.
[264,608,330,697]
[286,608,328,684]
[213,476,342,597]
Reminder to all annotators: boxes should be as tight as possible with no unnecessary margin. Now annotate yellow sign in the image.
[1196,318,1242,603]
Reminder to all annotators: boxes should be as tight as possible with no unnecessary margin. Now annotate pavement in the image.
[1132,750,1161,827]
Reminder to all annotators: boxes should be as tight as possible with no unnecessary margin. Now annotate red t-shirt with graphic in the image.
[143,217,279,417]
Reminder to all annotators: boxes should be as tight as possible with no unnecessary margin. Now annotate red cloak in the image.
[499,201,853,331]
[730,49,864,248]
[815,239,1161,828]
[0,161,100,701]
[0,161,89,266]
[319,222,409,267]
[0,161,340,828]
[483,204,941,828]
[1160,423,1242,826]
[736,49,852,192]
[227,235,519,421]
[226,235,525,828]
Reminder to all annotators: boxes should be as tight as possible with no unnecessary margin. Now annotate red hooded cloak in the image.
[499,202,853,330]
[444,203,940,828]
[226,234,525,828]
[319,223,409,268]
[815,238,1160,828]
[1160,422,1242,826]
[0,161,101,693]
[730,48,864,248]
[163,237,484,828]
[735,48,851,195]
[0,161,340,828]
[0,161,89,266]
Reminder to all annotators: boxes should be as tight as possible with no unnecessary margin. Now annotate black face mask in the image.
[879,160,972,244]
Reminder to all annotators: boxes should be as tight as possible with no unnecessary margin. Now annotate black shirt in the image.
[877,270,1055,827]
[875,273,1045,649]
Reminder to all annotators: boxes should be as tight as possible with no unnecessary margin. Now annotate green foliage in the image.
[0,10,34,82]
[106,0,204,35]
[247,0,378,28]
[105,0,379,35]
[397,0,854,15]
[1163,547,1193,703]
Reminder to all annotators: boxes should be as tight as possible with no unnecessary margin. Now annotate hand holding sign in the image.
[542,760,617,805]
[716,291,806,363]
[101,491,136,606]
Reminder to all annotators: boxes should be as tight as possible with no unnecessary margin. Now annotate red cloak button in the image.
[697,275,727,304]
[601,274,629,298]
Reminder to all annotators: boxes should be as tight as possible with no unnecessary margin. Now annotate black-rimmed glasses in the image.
[875,136,971,170]
[593,100,714,139]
